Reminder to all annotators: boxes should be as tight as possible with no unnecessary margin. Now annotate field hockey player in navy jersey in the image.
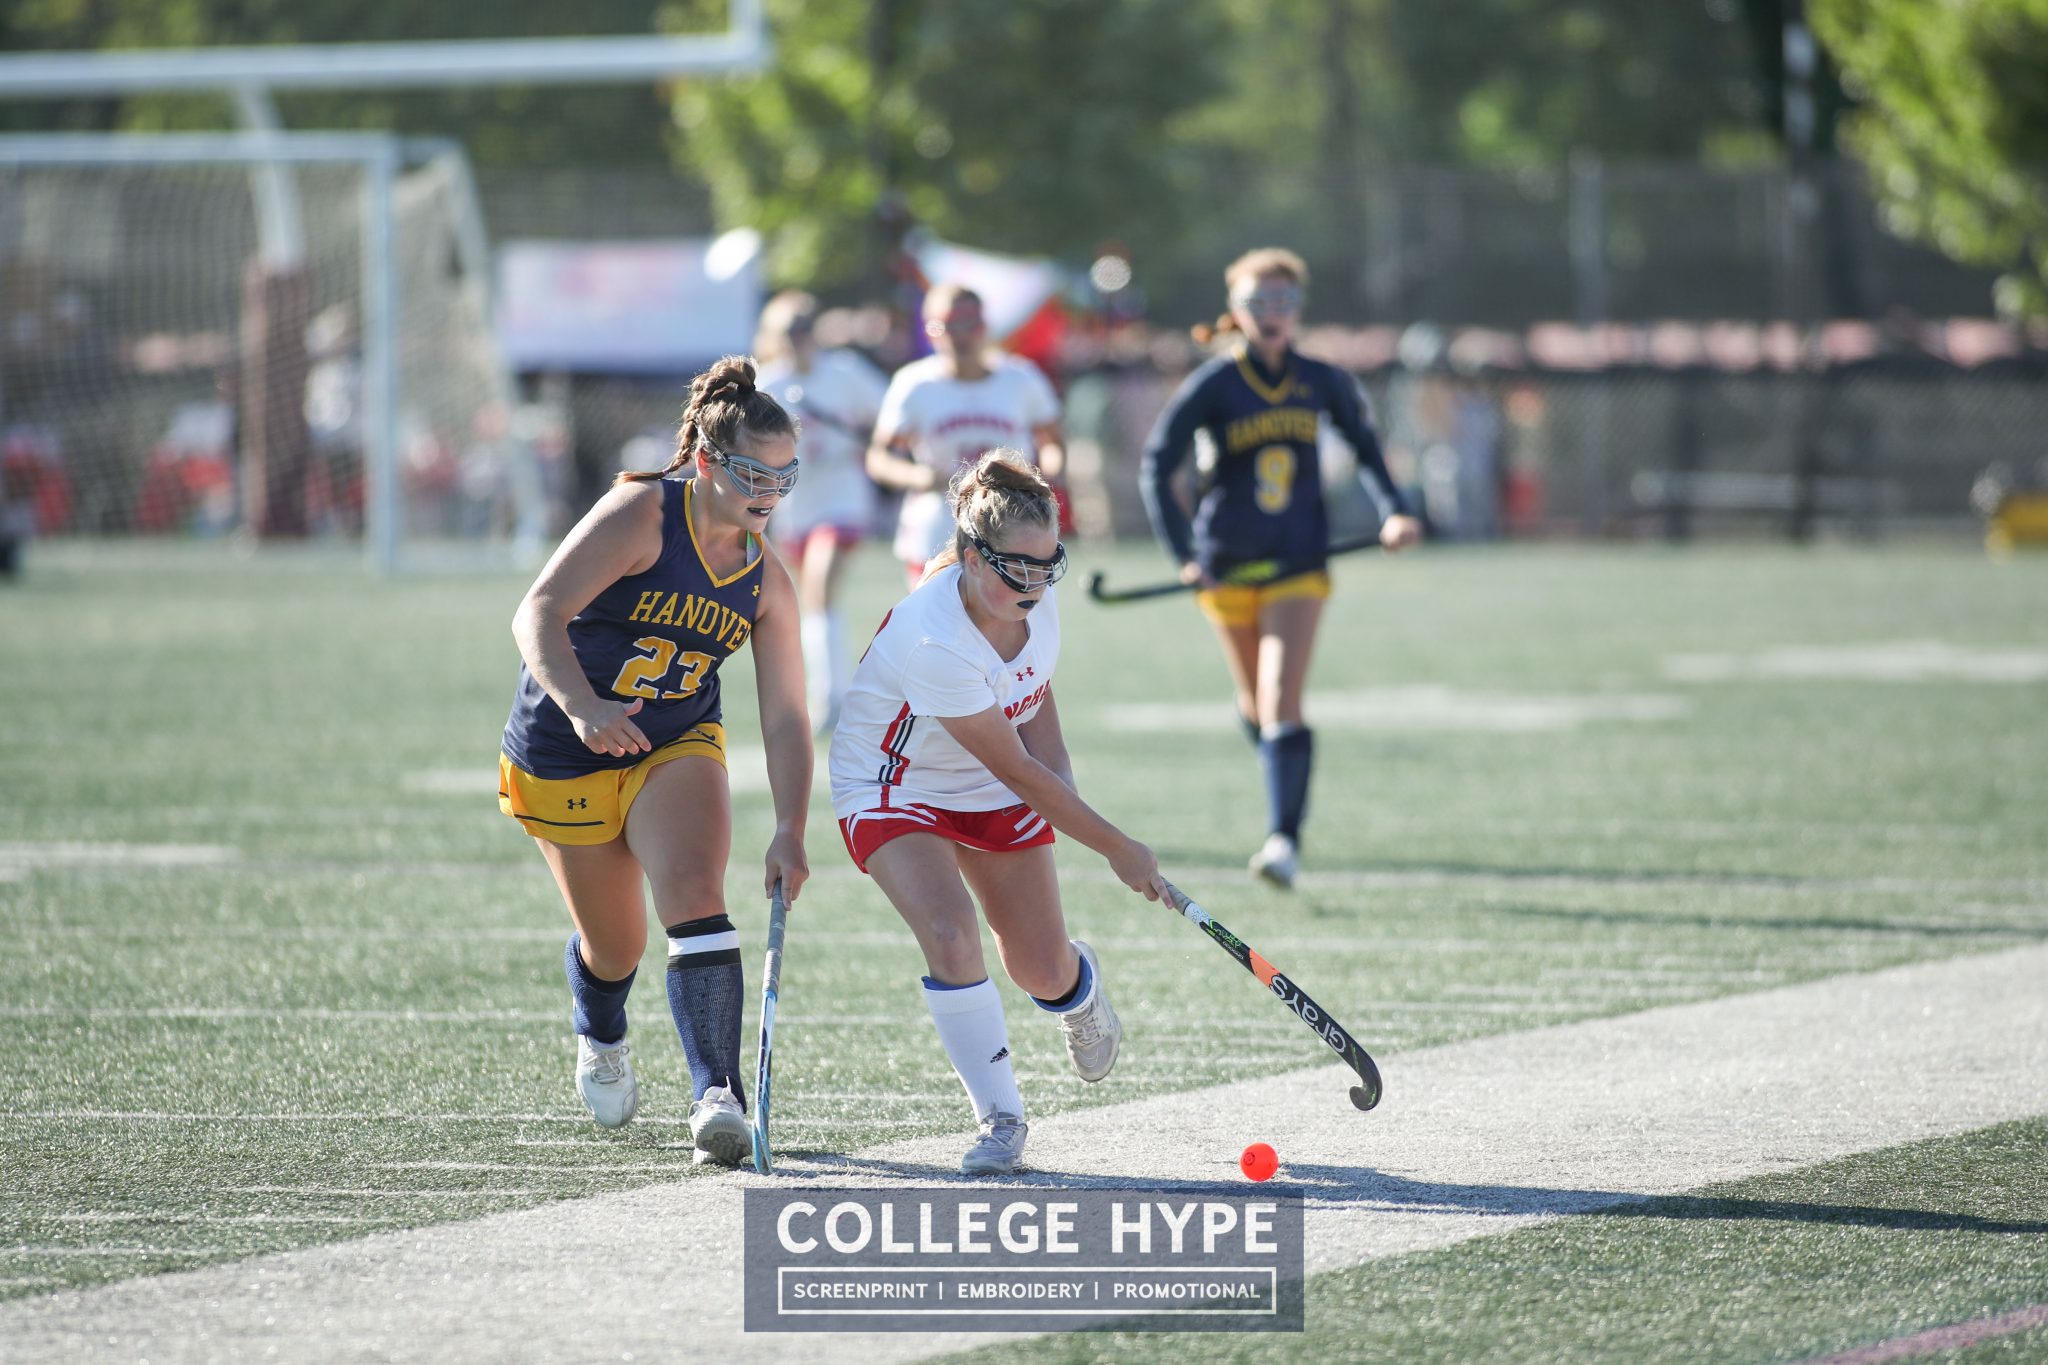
[499,356,812,1165]
[1140,248,1423,889]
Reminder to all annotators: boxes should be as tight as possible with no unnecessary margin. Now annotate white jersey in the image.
[829,564,1061,818]
[758,349,889,538]
[875,353,1061,563]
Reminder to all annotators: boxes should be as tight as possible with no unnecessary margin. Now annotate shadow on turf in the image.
[781,1155,2048,1235]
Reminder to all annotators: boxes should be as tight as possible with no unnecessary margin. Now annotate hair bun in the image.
[702,354,757,402]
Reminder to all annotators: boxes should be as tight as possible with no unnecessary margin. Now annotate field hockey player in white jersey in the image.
[754,290,889,735]
[829,451,1170,1176]
[866,284,1065,585]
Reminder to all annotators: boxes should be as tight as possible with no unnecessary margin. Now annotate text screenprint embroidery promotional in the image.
[744,1187,1305,1333]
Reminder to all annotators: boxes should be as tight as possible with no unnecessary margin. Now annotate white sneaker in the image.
[1249,833,1299,889]
[960,1111,1028,1176]
[575,1036,638,1129]
[1058,941,1122,1083]
[689,1083,750,1167]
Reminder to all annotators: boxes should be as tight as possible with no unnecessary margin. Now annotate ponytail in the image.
[925,450,1057,576]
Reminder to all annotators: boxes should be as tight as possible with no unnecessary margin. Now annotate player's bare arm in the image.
[865,430,942,493]
[937,705,1166,901]
[748,543,812,901]
[1015,686,1076,790]
[1031,421,1066,482]
[510,481,666,758]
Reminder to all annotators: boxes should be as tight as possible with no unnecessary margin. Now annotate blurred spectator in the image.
[1,423,71,536]
[866,283,1065,584]
[754,289,889,733]
[304,304,364,536]
[134,404,235,536]
[1384,323,1507,540]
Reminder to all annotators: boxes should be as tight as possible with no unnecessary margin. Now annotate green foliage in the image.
[1378,0,1765,166]
[1813,0,2048,319]
[669,0,1227,288]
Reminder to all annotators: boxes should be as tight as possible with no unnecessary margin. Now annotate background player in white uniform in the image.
[754,291,889,733]
[866,284,1065,583]
[829,451,1169,1176]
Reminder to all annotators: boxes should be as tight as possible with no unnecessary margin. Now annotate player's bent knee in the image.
[654,891,728,931]
[918,917,984,979]
[580,931,646,981]
[1006,958,1071,1001]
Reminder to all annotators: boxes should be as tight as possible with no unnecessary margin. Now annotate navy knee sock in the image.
[665,914,747,1106]
[1237,709,1262,747]
[564,933,635,1045]
[1258,724,1315,842]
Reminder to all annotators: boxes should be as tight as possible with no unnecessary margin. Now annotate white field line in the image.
[1,1248,229,1259]
[1662,640,2048,684]
[232,1188,542,1199]
[43,1214,393,1227]
[1,942,2043,1364]
[1102,685,1690,733]
[0,842,239,873]
[1298,866,2048,899]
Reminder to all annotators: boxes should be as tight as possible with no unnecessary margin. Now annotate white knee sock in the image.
[922,977,1024,1122]
[823,607,848,705]
[800,613,831,714]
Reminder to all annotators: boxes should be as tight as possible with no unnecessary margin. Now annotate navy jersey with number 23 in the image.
[502,479,762,779]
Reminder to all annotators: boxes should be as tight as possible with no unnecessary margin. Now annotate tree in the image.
[668,0,1227,290]
[1812,0,2048,319]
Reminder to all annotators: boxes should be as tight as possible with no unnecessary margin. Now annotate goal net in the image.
[0,136,537,569]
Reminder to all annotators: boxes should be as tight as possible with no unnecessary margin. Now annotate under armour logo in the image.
[988,1046,1010,1065]
[1015,666,1034,680]
[566,797,589,810]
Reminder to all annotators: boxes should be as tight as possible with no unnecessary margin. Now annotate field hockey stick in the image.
[1085,535,1384,606]
[1161,879,1383,1111]
[750,878,790,1173]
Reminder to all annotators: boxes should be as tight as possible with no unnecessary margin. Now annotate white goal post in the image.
[0,5,770,572]
[0,132,537,571]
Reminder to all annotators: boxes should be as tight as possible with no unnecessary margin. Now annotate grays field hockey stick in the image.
[1086,535,1383,605]
[1162,880,1383,1111]
[751,878,790,1173]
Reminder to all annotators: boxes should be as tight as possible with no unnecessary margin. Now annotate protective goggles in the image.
[704,440,799,498]
[1231,284,1305,317]
[973,535,1068,593]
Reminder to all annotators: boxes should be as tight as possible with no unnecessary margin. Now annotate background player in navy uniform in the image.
[499,356,812,1164]
[1140,248,1423,889]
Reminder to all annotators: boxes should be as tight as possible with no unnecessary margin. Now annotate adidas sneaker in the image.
[1058,941,1122,1083]
[960,1111,1028,1176]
